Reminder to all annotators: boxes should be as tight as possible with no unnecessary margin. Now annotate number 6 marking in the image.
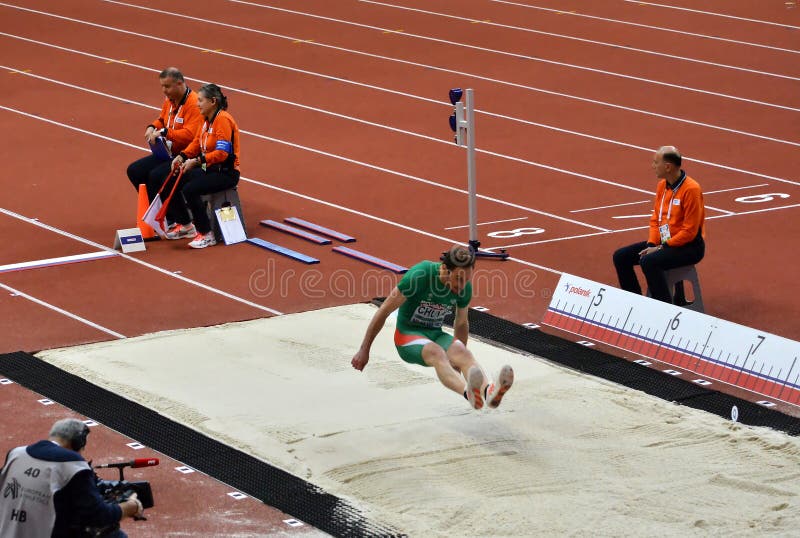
[735,193,789,203]
[487,227,545,239]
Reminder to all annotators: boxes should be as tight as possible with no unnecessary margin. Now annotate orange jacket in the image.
[648,173,705,247]
[182,110,240,170]
[149,89,203,154]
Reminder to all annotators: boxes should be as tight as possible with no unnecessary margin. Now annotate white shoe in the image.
[165,222,196,240]
[486,365,514,409]
[188,232,217,249]
[466,366,485,410]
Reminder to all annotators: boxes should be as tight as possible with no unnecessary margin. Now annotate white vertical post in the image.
[465,89,478,246]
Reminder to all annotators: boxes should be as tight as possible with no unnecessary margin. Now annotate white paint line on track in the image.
[571,200,650,213]
[361,0,800,80]
[0,70,609,232]
[0,251,117,274]
[3,7,800,154]
[89,1,797,151]
[485,202,800,250]
[444,217,528,230]
[240,128,612,231]
[611,214,652,219]
[704,183,770,195]
[0,104,563,276]
[3,50,797,198]
[0,282,126,339]
[706,202,800,219]
[491,0,800,54]
[623,1,800,29]
[0,201,283,316]
[222,0,800,110]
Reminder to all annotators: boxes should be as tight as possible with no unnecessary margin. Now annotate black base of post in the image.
[469,239,509,261]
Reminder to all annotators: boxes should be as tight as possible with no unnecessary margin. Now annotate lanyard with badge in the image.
[166,88,190,129]
[657,171,686,244]
[199,108,222,171]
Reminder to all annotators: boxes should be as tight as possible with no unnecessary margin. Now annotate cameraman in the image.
[0,418,143,537]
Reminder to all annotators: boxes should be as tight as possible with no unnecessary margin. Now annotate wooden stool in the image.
[201,187,245,242]
[648,265,704,313]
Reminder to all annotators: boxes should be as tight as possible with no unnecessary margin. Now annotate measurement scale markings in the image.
[777,358,797,401]
[613,313,628,349]
[760,364,775,395]
[694,331,714,372]
[544,306,800,399]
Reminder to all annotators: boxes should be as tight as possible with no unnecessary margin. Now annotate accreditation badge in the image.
[659,224,671,243]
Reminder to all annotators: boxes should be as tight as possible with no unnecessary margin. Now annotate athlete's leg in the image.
[445,340,486,391]
[421,342,468,395]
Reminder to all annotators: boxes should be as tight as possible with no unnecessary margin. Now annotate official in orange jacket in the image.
[126,68,203,203]
[613,146,706,303]
[165,83,241,249]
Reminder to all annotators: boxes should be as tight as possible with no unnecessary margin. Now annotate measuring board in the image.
[542,273,800,410]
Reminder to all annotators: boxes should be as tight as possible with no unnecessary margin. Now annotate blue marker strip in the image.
[259,220,332,245]
[285,217,356,243]
[247,238,319,264]
[332,246,407,273]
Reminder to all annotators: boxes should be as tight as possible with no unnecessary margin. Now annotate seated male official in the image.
[613,146,706,303]
[0,418,143,537]
[126,67,203,203]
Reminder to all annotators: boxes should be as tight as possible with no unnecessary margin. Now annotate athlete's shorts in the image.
[394,328,454,366]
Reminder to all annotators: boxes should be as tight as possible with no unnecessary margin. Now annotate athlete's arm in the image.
[453,305,469,345]
[351,286,407,371]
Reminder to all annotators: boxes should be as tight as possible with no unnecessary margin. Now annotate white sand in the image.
[38,304,800,537]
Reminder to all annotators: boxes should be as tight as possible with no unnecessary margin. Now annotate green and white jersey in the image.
[396,261,472,332]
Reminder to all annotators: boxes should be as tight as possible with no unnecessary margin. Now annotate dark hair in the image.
[440,245,476,270]
[159,67,184,83]
[198,83,228,111]
[662,149,682,167]
[50,418,90,452]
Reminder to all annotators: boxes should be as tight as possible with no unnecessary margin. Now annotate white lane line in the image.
[360,0,800,80]
[4,49,798,195]
[611,214,652,219]
[706,202,800,218]
[491,0,800,54]
[704,183,770,194]
[3,64,771,220]
[483,202,800,250]
[3,10,799,153]
[572,190,754,214]
[571,200,650,213]
[0,282,126,338]
[239,127,612,231]
[0,104,563,276]
[0,251,117,274]
[623,1,800,29]
[219,0,800,110]
[0,77,609,232]
[444,217,528,230]
[0,204,283,316]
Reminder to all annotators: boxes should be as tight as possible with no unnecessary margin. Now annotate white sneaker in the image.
[188,232,217,249]
[466,366,485,410]
[165,222,196,240]
[486,365,514,409]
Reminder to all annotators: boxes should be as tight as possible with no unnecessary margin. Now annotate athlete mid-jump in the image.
[352,245,514,410]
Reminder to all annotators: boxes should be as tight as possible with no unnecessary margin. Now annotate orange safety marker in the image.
[136,184,156,240]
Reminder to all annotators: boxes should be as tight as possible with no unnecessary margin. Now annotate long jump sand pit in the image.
[38,304,800,536]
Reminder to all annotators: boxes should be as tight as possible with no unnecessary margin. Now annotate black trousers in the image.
[169,168,240,234]
[126,155,173,202]
[613,236,705,303]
